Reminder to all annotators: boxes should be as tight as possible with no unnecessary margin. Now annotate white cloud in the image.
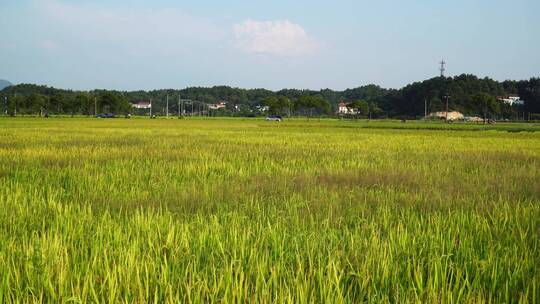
[32,0,225,53]
[233,20,316,56]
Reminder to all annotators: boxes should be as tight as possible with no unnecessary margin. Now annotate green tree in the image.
[347,100,369,117]
[263,96,291,116]
[50,93,66,114]
[429,97,443,113]
[368,102,382,119]
[75,93,94,116]
[99,92,131,114]
[27,93,47,116]
[518,78,540,115]
[294,96,330,118]
[262,96,278,115]
[63,94,79,117]
[472,93,500,122]
[7,95,24,116]
[277,96,292,116]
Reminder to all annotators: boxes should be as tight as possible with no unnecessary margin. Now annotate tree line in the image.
[0,90,131,117]
[1,74,539,119]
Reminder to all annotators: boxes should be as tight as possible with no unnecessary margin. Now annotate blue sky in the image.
[1,0,539,91]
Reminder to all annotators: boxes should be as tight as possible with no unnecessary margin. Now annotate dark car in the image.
[265,115,283,122]
[96,113,115,118]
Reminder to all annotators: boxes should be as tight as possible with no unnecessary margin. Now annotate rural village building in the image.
[208,102,227,110]
[131,101,151,109]
[497,95,524,106]
[336,101,357,115]
[256,105,270,112]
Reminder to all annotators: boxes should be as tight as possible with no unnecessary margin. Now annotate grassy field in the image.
[0,117,539,303]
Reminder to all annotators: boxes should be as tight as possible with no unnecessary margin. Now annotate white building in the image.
[256,105,270,112]
[132,101,151,109]
[498,95,524,106]
[336,101,357,115]
[208,102,227,110]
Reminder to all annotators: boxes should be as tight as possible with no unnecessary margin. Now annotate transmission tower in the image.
[439,59,446,77]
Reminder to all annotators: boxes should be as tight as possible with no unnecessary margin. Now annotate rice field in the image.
[0,117,539,303]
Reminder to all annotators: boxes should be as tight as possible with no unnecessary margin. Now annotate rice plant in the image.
[0,118,538,303]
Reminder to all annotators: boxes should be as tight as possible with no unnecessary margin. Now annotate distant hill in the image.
[0,80,13,90]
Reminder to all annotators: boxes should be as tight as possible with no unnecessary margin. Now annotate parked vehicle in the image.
[265,115,283,122]
[96,113,115,118]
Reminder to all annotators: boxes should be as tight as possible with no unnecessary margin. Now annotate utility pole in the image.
[166,94,169,118]
[150,98,152,117]
[178,95,180,118]
[439,59,446,77]
[94,96,97,116]
[444,94,450,122]
[288,98,291,117]
[424,98,427,119]
[181,98,184,116]
[3,96,6,115]
[484,98,488,124]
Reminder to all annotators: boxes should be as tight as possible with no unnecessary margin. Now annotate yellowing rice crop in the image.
[0,118,539,303]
